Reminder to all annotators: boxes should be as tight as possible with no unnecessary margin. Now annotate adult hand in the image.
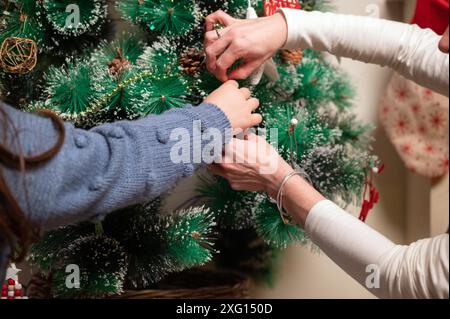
[210,133,326,227]
[209,133,293,198]
[204,80,262,130]
[204,10,288,82]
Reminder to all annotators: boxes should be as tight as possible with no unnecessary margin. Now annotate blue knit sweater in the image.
[0,101,231,280]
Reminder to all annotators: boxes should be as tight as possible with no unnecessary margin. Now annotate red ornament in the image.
[264,0,301,16]
[359,163,383,222]
[7,279,15,286]
[1,290,7,297]
[14,289,22,297]
[1,284,6,290]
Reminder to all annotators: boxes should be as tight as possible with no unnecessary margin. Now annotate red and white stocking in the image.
[379,73,449,178]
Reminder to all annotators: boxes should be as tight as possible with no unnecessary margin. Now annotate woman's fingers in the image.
[205,10,235,31]
[228,59,266,80]
[204,26,232,46]
[205,35,233,75]
[206,42,266,81]
[204,14,259,81]
[216,50,239,82]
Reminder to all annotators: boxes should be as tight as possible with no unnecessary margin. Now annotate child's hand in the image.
[204,80,262,130]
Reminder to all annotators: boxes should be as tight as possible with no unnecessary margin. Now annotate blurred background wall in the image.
[251,0,449,299]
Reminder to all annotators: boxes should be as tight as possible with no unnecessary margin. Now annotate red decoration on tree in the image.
[359,164,384,222]
[1,265,27,300]
[264,0,301,16]
[0,279,25,299]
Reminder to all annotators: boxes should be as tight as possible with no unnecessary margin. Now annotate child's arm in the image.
[1,81,260,229]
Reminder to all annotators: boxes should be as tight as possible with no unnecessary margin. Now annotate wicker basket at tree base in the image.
[115,269,250,299]
[28,269,250,299]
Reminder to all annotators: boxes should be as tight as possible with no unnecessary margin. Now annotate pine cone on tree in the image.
[180,47,205,75]
[28,273,52,299]
[108,48,130,77]
[281,49,304,65]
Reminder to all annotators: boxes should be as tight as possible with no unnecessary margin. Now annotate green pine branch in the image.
[42,0,108,37]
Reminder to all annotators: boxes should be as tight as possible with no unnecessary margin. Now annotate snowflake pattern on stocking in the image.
[380,73,449,178]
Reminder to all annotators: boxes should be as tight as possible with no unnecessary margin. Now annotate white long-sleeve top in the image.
[280,9,449,97]
[280,9,450,299]
[307,201,449,299]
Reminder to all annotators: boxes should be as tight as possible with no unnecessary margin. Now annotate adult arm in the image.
[271,9,450,298]
[306,200,449,299]
[279,174,449,299]
[280,9,449,96]
[212,135,449,299]
[204,9,449,96]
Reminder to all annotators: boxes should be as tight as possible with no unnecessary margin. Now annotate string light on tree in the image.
[290,118,299,126]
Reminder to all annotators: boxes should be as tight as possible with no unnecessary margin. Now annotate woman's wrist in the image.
[264,160,294,199]
[283,176,325,227]
[269,12,289,50]
[263,160,326,227]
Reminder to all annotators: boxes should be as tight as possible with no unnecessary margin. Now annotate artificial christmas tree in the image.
[0,0,378,298]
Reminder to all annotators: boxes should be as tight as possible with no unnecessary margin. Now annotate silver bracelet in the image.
[276,169,311,225]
